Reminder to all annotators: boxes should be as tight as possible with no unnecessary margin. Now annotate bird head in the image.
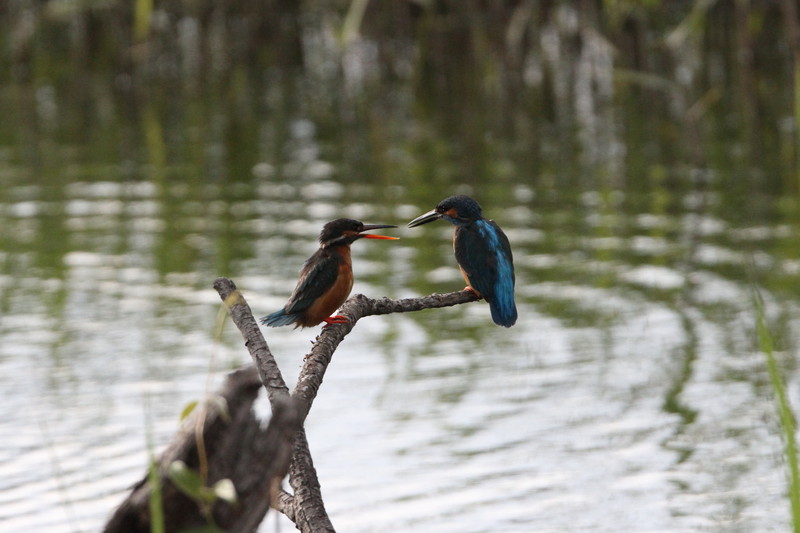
[407,195,483,227]
[319,218,398,247]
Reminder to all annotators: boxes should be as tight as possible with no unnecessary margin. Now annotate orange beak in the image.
[363,234,399,240]
[359,223,399,240]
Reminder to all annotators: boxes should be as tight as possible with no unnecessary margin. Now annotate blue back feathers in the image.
[475,220,517,327]
[454,216,517,328]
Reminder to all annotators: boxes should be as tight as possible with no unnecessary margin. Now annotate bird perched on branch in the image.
[261,218,398,328]
[408,195,517,327]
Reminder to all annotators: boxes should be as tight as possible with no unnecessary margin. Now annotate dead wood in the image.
[103,365,300,532]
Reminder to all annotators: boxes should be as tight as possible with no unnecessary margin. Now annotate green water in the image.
[1,2,799,531]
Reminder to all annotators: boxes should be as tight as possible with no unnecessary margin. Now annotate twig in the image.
[293,290,479,419]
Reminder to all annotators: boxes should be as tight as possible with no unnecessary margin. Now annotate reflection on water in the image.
[0,171,794,531]
[2,3,800,530]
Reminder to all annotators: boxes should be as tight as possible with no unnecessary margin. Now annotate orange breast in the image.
[298,246,354,327]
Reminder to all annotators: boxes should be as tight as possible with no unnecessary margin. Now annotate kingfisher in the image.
[260,219,398,328]
[408,195,517,327]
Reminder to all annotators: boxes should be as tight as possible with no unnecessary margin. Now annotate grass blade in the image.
[755,291,800,532]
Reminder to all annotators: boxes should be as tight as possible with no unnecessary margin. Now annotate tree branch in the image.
[214,277,334,531]
[108,280,480,533]
[287,429,335,532]
[214,277,478,424]
[292,290,479,419]
[214,277,291,405]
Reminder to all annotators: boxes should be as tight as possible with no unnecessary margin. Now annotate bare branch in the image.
[274,489,298,522]
[292,289,479,418]
[121,280,477,533]
[287,429,335,533]
[214,277,290,404]
[215,277,477,423]
[214,277,333,531]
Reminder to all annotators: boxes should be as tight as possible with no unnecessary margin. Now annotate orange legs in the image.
[464,285,481,297]
[322,315,349,327]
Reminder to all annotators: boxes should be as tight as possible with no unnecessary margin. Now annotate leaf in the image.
[180,400,199,421]
[147,457,165,533]
[167,461,205,500]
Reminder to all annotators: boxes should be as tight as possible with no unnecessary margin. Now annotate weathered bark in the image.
[214,277,291,405]
[214,277,335,532]
[106,278,480,533]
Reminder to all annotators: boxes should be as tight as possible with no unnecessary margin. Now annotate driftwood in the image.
[104,277,479,532]
[103,365,300,532]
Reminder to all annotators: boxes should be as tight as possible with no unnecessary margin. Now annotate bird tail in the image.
[260,309,297,327]
[489,296,517,328]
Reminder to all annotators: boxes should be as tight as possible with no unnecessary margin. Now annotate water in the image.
[0,174,793,532]
[1,4,799,531]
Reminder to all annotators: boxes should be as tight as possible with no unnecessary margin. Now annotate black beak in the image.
[407,209,441,228]
[359,224,399,240]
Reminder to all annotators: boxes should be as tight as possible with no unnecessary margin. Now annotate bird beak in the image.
[359,224,399,240]
[407,209,441,228]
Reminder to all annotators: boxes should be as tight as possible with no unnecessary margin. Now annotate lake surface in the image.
[1,4,799,532]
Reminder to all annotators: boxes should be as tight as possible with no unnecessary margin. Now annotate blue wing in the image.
[455,219,517,327]
[260,248,339,327]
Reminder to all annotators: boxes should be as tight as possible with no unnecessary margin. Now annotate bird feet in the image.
[463,286,481,297]
[322,315,349,327]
